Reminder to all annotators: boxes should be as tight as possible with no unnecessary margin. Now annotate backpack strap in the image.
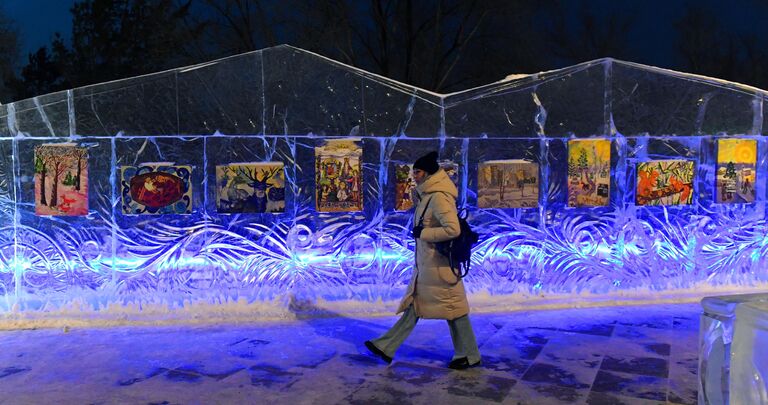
[417,196,433,227]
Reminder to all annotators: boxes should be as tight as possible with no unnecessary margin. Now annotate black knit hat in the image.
[413,151,439,175]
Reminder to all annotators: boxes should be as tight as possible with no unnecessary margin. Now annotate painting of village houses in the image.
[567,139,611,207]
[34,144,89,216]
[716,138,756,204]
[636,160,694,206]
[121,164,193,215]
[216,162,286,213]
[315,139,363,212]
[478,160,539,208]
[394,164,416,211]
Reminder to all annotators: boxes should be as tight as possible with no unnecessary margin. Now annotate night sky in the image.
[3,0,76,59]
[2,0,767,84]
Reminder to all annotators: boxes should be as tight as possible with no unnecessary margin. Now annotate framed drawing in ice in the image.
[315,139,363,212]
[215,162,286,213]
[567,139,610,207]
[478,160,539,208]
[121,164,193,214]
[394,164,416,211]
[716,139,756,204]
[440,160,460,189]
[34,144,89,216]
[636,160,694,206]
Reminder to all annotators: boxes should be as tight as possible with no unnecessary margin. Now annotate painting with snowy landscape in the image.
[567,139,611,207]
[478,160,539,208]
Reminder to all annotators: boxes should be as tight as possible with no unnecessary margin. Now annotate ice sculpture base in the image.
[3,284,768,330]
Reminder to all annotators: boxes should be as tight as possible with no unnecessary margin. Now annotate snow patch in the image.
[1,282,765,330]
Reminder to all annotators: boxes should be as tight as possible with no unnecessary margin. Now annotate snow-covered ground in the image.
[1,283,762,330]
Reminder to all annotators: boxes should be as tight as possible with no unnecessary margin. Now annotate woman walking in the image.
[365,151,481,370]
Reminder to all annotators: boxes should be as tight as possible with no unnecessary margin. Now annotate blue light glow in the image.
[1,49,767,315]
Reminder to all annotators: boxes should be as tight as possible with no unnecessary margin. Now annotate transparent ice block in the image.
[730,300,768,405]
[699,293,768,405]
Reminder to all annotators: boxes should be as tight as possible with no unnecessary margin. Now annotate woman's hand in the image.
[412,225,424,239]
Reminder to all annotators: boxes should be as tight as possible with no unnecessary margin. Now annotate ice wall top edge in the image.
[274,45,443,106]
[2,46,768,139]
[6,48,767,110]
[443,58,768,106]
[441,59,610,107]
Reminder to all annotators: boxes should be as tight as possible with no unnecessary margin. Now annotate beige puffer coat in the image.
[396,169,469,320]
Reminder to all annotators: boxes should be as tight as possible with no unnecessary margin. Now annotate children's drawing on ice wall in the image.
[635,160,694,205]
[717,138,756,204]
[636,160,694,206]
[216,162,286,213]
[121,164,193,215]
[315,139,363,212]
[478,160,539,209]
[34,144,89,216]
[395,164,416,211]
[439,160,460,189]
[567,139,611,207]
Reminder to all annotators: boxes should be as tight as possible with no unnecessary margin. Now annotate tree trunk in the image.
[499,170,505,200]
[50,168,61,208]
[75,157,82,191]
[39,164,47,205]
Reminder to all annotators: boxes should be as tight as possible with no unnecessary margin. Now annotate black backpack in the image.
[418,195,480,280]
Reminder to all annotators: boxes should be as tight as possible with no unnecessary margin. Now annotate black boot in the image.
[365,340,393,364]
[448,357,481,370]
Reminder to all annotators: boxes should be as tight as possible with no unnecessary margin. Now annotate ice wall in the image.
[0,45,767,318]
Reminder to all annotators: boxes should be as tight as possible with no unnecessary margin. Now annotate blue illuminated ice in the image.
[0,46,767,326]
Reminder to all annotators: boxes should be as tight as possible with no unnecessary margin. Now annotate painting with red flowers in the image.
[121,164,192,214]
[636,160,694,206]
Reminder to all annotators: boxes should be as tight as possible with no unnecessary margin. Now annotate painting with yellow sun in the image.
[717,138,756,204]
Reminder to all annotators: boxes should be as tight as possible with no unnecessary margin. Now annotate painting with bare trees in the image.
[315,139,363,212]
[216,162,286,213]
[567,139,611,207]
[34,144,88,216]
[478,160,539,208]
[121,164,192,215]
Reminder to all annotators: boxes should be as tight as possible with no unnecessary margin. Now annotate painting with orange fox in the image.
[636,160,694,206]
[34,144,89,216]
